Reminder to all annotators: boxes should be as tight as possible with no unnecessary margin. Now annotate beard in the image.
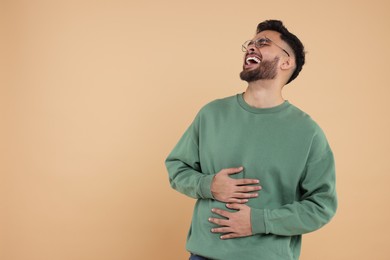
[240,57,279,82]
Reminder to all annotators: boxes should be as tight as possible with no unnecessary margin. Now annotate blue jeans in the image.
[189,253,211,260]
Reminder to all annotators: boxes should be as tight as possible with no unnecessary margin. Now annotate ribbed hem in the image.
[199,174,215,199]
[251,208,268,234]
[237,93,290,114]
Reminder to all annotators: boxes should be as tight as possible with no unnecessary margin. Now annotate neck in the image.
[243,80,285,108]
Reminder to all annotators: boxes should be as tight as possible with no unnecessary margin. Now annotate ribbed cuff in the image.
[251,208,267,234]
[199,174,215,199]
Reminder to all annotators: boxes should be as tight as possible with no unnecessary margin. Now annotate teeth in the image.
[246,57,261,65]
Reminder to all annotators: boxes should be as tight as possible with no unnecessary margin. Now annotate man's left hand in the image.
[208,203,252,239]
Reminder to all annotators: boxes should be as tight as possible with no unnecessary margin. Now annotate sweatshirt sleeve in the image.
[251,128,337,236]
[165,114,215,199]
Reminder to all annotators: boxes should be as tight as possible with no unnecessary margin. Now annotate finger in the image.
[208,217,229,226]
[226,203,245,210]
[220,233,238,240]
[232,192,258,199]
[236,178,260,185]
[211,227,232,234]
[223,166,244,175]
[227,198,249,204]
[211,208,231,218]
[236,185,262,193]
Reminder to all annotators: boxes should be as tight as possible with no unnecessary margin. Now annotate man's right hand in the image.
[211,167,261,203]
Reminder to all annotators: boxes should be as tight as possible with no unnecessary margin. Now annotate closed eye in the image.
[256,38,271,47]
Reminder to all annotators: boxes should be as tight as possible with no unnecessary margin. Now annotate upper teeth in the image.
[246,57,261,64]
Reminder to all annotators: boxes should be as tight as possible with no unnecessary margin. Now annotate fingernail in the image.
[211,208,215,212]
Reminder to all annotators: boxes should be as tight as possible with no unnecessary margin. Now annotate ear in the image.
[280,57,295,71]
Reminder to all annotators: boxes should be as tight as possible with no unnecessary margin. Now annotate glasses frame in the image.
[242,37,290,57]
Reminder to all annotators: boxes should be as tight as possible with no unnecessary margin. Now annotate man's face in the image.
[240,30,289,83]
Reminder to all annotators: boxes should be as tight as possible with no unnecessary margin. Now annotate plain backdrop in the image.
[1,0,390,259]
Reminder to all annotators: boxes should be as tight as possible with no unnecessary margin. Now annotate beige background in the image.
[1,0,390,259]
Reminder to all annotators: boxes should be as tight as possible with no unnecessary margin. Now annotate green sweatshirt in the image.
[165,94,337,260]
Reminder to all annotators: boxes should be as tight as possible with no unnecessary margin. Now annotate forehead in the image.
[253,30,282,41]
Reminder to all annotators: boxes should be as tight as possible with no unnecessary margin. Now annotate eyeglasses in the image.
[242,37,290,57]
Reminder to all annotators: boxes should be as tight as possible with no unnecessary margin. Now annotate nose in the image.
[247,45,256,54]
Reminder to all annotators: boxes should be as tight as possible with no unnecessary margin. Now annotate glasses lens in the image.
[242,40,251,52]
[256,38,269,47]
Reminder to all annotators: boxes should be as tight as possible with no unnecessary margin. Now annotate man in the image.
[165,20,337,260]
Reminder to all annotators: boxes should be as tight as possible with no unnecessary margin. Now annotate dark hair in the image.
[257,20,305,84]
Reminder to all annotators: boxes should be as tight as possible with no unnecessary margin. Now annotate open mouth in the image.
[245,56,261,65]
[244,54,262,69]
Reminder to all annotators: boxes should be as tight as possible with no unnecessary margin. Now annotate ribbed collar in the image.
[236,93,290,114]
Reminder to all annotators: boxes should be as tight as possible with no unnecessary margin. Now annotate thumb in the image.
[224,166,244,175]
